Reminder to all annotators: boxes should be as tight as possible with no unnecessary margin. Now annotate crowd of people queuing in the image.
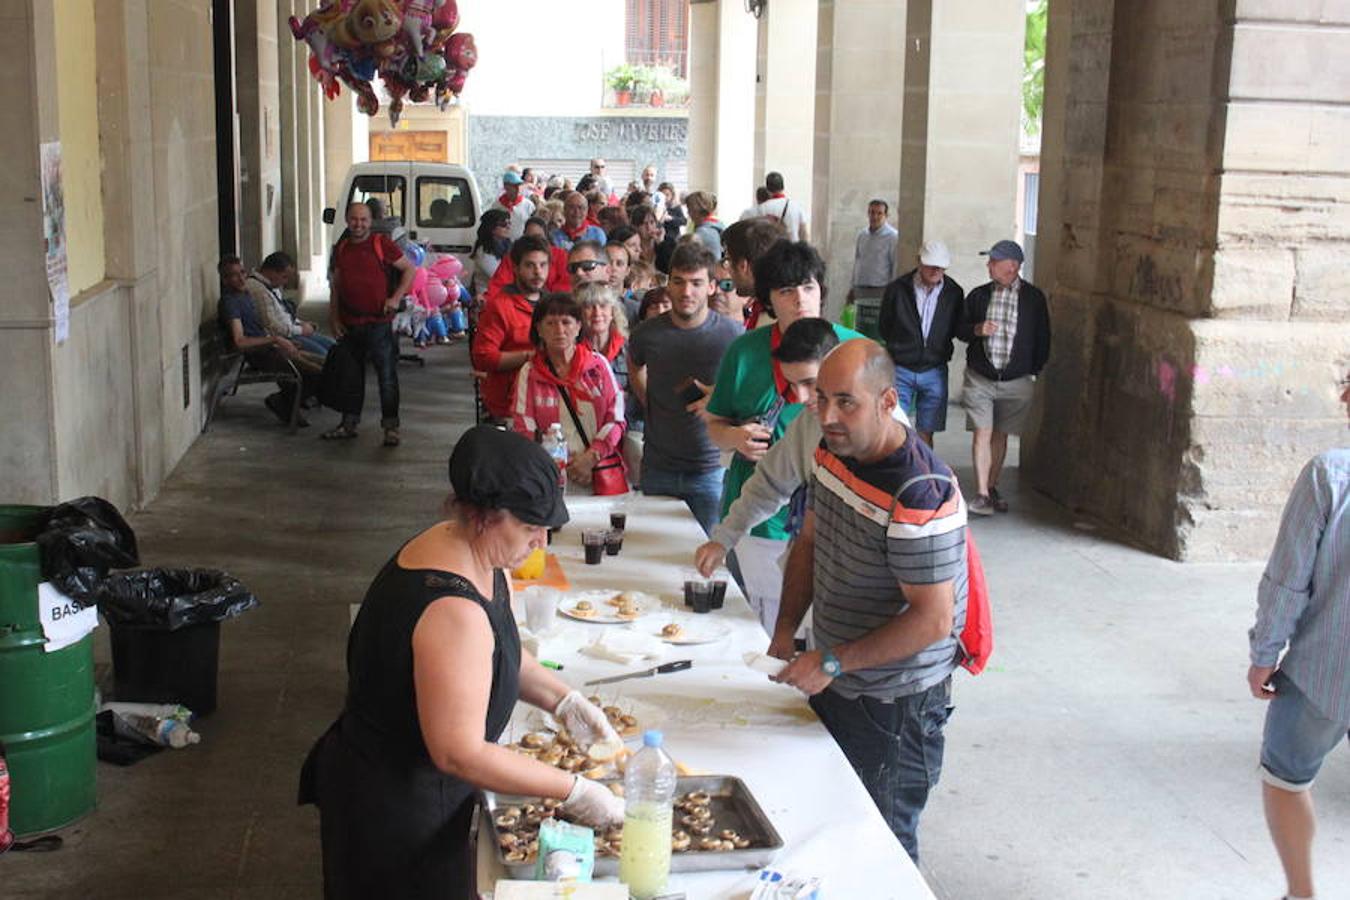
[216,160,1347,899]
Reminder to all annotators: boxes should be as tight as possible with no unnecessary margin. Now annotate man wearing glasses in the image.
[589,158,613,198]
[566,241,610,293]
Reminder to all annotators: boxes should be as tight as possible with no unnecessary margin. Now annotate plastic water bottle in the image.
[545,423,569,488]
[619,730,678,899]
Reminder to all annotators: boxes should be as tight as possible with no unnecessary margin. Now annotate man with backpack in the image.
[750,171,809,242]
[325,202,417,446]
[771,338,968,864]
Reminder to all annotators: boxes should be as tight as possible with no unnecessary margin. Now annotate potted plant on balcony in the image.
[606,64,638,106]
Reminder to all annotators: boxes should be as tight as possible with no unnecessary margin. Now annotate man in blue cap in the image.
[958,240,1050,515]
[491,169,535,240]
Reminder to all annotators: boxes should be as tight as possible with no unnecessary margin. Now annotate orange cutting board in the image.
[511,553,571,593]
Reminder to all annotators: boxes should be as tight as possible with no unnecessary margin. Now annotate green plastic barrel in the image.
[0,504,97,837]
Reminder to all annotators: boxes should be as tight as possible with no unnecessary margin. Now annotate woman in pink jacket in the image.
[511,293,626,488]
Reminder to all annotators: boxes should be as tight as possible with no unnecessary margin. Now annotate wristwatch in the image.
[820,649,842,677]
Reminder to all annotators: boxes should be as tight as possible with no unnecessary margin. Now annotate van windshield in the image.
[417,177,475,228]
[347,175,406,226]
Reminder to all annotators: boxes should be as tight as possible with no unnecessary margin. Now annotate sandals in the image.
[321,425,358,441]
[383,428,401,447]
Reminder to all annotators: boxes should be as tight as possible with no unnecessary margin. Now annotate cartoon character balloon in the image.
[288,0,474,123]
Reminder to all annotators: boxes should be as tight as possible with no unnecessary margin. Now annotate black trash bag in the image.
[36,497,139,607]
[98,568,258,631]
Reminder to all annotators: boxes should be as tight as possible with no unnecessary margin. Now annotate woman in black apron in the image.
[300,426,625,899]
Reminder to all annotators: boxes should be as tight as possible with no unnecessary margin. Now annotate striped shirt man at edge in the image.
[1248,371,1350,900]
[771,339,968,863]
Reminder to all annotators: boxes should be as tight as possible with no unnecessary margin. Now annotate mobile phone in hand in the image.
[675,378,706,406]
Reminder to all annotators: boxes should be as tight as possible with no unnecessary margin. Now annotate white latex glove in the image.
[553,689,622,749]
[562,775,625,828]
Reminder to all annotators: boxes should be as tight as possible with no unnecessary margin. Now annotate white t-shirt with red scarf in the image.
[492,192,536,240]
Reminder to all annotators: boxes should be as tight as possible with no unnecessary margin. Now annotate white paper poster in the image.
[37,581,98,653]
[40,140,70,345]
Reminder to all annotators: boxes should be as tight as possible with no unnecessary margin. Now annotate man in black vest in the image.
[876,240,965,447]
[958,240,1051,516]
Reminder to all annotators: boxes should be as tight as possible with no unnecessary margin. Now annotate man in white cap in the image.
[958,239,1051,515]
[875,239,966,447]
[490,170,535,240]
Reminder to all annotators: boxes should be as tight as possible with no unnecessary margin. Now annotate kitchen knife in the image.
[584,659,693,686]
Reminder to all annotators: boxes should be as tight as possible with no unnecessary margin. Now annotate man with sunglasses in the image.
[566,241,610,293]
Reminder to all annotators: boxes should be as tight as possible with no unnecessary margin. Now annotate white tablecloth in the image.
[480,494,935,899]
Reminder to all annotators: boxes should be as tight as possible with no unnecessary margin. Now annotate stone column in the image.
[811,0,906,317]
[0,0,60,501]
[687,0,756,211]
[233,0,283,262]
[755,0,817,214]
[276,0,300,264]
[97,0,166,502]
[901,1,1023,292]
[1026,0,1350,560]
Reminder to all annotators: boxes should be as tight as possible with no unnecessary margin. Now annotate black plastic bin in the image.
[98,568,258,718]
[109,622,221,716]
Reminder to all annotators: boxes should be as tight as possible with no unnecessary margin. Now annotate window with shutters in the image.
[626,0,689,77]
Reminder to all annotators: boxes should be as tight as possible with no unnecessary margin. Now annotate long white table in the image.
[478,494,935,899]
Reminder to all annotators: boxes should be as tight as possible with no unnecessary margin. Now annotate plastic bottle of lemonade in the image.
[619,730,678,899]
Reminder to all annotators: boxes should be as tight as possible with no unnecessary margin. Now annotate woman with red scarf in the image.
[511,293,626,488]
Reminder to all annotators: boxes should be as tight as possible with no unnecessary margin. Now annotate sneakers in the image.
[968,495,995,516]
[383,428,401,447]
[990,487,1009,513]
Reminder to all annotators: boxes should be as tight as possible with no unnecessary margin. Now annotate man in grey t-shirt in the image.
[627,243,743,534]
[773,339,968,863]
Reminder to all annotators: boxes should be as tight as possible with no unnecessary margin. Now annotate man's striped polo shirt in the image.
[810,429,968,700]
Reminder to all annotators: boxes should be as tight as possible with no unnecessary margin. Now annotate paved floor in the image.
[5,339,1347,899]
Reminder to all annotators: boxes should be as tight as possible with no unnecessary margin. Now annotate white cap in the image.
[919,240,951,268]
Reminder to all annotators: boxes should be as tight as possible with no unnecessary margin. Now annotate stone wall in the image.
[1026,0,1350,560]
[467,115,689,203]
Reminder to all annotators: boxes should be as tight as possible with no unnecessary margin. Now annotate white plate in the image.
[558,590,659,624]
[655,620,730,645]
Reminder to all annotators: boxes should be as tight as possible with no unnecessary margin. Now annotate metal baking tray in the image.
[483,775,783,879]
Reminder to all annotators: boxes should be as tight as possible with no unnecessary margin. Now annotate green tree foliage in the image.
[1023,0,1048,136]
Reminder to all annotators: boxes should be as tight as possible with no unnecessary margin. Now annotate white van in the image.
[323,161,483,274]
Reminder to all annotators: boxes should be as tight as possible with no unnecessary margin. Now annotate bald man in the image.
[770,339,969,863]
[326,201,416,445]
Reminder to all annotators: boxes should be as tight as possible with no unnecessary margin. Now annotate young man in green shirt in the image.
[704,240,863,634]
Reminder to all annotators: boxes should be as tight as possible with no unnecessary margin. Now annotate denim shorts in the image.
[1260,672,1350,792]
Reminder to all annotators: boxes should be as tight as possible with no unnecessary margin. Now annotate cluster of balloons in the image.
[288,0,477,124]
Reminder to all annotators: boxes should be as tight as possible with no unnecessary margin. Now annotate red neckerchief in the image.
[704,216,720,225]
[562,220,588,241]
[600,331,625,363]
[745,299,763,330]
[769,192,786,199]
[585,215,601,229]
[770,323,788,397]
[498,192,524,210]
[539,342,595,388]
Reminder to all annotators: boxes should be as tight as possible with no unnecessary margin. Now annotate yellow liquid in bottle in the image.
[618,802,673,899]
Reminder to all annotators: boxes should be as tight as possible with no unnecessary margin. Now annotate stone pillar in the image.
[755,0,817,214]
[687,0,756,212]
[899,1,1023,292]
[1026,0,1350,560]
[811,0,906,317]
[0,0,60,501]
[233,0,283,262]
[276,0,300,264]
[97,0,166,502]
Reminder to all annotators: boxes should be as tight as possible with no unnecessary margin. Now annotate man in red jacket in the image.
[326,202,416,446]
[472,235,551,422]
